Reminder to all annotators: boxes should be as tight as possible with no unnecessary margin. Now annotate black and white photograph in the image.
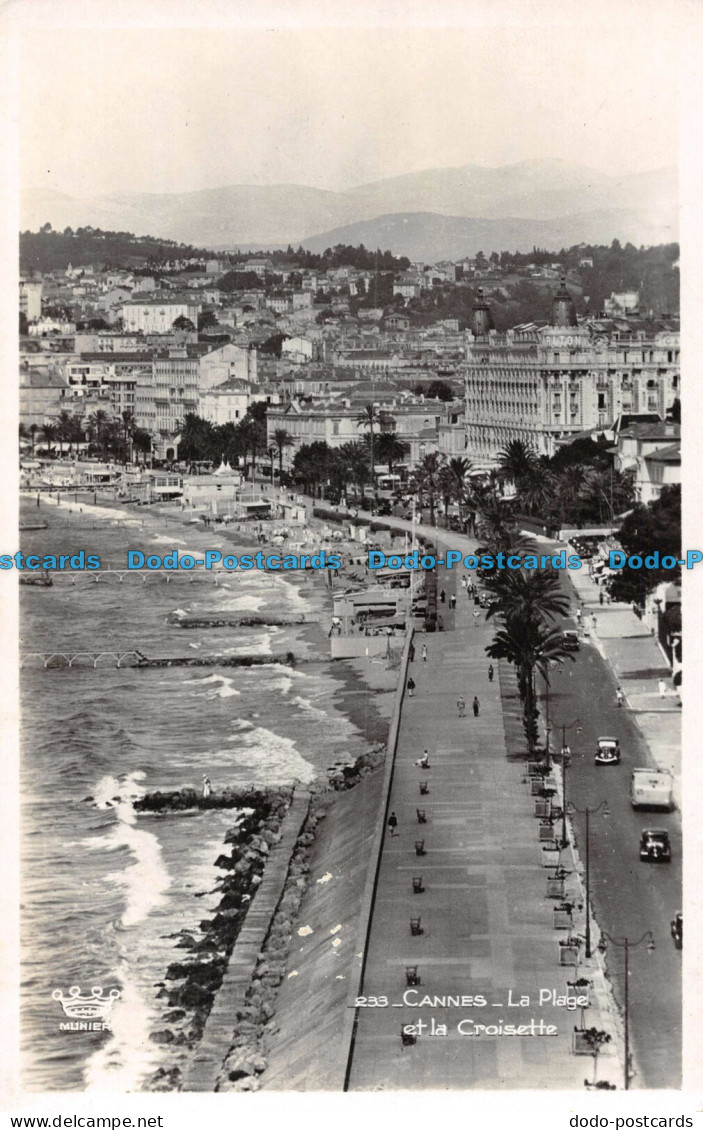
[2,0,702,1117]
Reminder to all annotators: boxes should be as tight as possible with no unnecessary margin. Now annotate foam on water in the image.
[184,672,241,699]
[222,725,315,783]
[83,960,161,1092]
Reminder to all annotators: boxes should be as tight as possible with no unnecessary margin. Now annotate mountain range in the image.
[21,159,678,261]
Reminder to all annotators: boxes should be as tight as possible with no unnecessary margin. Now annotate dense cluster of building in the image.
[19,253,680,503]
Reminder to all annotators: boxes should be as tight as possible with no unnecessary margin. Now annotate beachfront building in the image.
[463,284,680,466]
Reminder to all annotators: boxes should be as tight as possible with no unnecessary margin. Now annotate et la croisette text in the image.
[2,548,702,573]
[354,988,588,1038]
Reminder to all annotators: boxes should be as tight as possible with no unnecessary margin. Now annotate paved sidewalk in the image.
[347,567,622,1090]
[567,558,681,803]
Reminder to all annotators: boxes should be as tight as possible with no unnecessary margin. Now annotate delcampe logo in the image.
[52,986,121,1032]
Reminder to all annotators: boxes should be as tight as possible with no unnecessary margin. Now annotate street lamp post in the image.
[552,717,581,846]
[598,930,656,1090]
[567,799,609,957]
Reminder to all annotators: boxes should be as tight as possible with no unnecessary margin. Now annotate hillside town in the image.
[19,238,680,510]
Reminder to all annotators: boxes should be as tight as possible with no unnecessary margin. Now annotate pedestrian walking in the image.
[457,696,466,718]
[575,608,582,625]
[616,686,624,707]
[409,642,415,662]
[460,576,467,590]
[473,609,481,622]
[387,811,399,836]
[407,676,416,698]
[449,593,457,610]
[418,751,430,768]
[421,643,427,662]
[658,678,667,698]
[599,589,604,606]
[202,775,212,799]
[472,696,480,717]
[591,614,597,633]
[488,664,494,682]
[440,589,446,604]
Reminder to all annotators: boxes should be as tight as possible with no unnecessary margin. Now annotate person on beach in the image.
[421,643,427,662]
[472,696,480,717]
[202,775,212,799]
[457,696,466,717]
[407,676,416,697]
[488,664,494,682]
[387,811,399,836]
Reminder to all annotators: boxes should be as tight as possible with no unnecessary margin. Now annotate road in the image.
[542,610,682,1089]
[309,499,682,1087]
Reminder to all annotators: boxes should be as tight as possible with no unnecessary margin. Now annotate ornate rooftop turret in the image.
[470,288,494,337]
[551,276,578,327]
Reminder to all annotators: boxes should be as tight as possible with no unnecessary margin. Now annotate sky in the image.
[11,1,684,199]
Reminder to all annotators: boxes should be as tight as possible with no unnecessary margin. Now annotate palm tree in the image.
[516,470,557,518]
[132,428,152,466]
[485,567,571,625]
[88,410,109,455]
[29,423,39,456]
[272,427,294,479]
[486,615,575,753]
[410,452,443,526]
[339,441,370,501]
[498,438,539,488]
[356,404,380,493]
[39,423,58,456]
[376,432,409,479]
[265,444,278,482]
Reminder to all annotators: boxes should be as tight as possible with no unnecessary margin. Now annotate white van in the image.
[631,768,674,810]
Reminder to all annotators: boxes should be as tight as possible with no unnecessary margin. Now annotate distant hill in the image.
[19,228,215,273]
[298,208,678,263]
[21,159,678,256]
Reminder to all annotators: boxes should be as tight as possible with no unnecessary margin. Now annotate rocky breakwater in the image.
[214,744,386,1092]
[132,786,294,1091]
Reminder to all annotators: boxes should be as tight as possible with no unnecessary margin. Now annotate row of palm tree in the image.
[496,437,635,527]
[471,455,577,756]
[20,409,152,463]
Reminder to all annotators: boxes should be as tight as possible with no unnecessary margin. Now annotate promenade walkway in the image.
[346,564,621,1090]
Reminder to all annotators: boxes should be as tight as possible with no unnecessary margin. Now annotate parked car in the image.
[671,912,683,949]
[639,828,672,863]
[562,629,580,651]
[595,737,620,766]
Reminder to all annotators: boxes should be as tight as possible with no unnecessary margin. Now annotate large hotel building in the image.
[464,283,680,465]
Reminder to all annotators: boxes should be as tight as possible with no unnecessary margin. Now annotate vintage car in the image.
[639,828,672,863]
[595,737,621,765]
[562,629,580,651]
[671,912,683,949]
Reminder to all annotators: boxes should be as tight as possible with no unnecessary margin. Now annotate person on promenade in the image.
[409,641,416,662]
[599,590,604,606]
[457,696,466,717]
[407,676,416,698]
[449,593,457,610]
[460,576,467,590]
[202,775,212,799]
[440,589,446,603]
[387,811,399,837]
[575,607,582,626]
[421,643,427,662]
[472,696,480,717]
[473,608,481,622]
[417,751,430,768]
[488,664,494,682]
[616,686,624,707]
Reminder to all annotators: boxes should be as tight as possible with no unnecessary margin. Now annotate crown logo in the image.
[52,986,121,1020]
